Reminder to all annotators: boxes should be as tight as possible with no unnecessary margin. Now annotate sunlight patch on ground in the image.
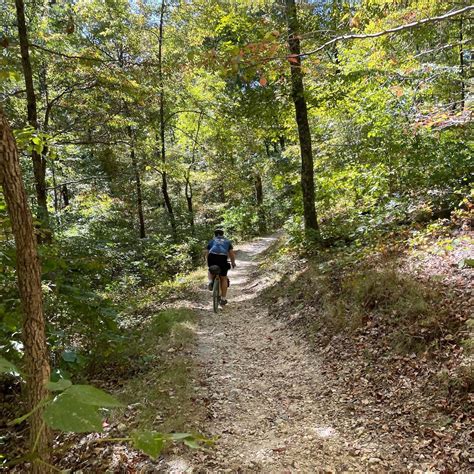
[313,426,337,439]
[165,458,193,473]
[177,320,197,332]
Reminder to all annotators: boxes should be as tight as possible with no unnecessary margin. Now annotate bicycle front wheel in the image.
[212,277,220,313]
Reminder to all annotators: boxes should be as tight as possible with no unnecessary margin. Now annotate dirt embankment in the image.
[261,229,473,472]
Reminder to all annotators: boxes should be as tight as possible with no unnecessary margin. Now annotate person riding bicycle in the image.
[206,229,236,306]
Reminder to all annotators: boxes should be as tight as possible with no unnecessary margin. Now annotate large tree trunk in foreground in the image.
[15,0,51,243]
[285,0,320,240]
[0,109,51,472]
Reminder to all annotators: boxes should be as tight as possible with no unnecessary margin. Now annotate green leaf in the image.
[44,394,103,432]
[62,350,77,362]
[183,438,200,449]
[0,356,19,375]
[65,385,124,407]
[461,258,474,268]
[169,432,193,441]
[46,379,72,392]
[131,431,165,458]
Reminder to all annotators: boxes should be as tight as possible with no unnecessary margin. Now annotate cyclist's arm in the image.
[229,249,236,267]
[204,240,212,261]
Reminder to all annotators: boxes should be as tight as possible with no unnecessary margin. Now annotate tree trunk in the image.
[218,184,225,202]
[157,0,176,239]
[185,173,194,234]
[127,128,146,239]
[15,0,51,243]
[459,17,465,110]
[51,160,58,214]
[279,135,285,151]
[184,111,202,236]
[133,150,146,239]
[0,108,51,472]
[61,184,69,208]
[285,0,320,240]
[255,173,266,233]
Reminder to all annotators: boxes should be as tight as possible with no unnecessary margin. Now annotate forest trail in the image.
[164,236,381,472]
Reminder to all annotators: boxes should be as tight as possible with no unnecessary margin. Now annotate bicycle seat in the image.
[209,265,221,275]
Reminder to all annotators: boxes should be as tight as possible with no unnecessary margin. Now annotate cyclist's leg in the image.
[220,275,228,298]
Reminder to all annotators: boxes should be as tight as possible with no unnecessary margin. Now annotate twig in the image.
[45,175,109,190]
[31,43,105,62]
[414,39,472,58]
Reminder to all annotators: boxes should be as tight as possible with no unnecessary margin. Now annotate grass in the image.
[262,235,456,354]
[111,308,204,434]
[316,266,453,352]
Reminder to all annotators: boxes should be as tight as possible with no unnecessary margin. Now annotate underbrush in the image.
[110,308,201,433]
[263,225,472,394]
[315,267,453,353]
[53,307,203,469]
[262,225,472,469]
[265,256,453,353]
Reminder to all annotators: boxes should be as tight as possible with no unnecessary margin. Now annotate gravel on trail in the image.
[162,236,392,473]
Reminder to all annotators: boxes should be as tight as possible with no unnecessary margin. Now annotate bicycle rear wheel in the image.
[212,277,220,313]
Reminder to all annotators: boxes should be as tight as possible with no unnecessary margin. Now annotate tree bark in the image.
[0,108,51,472]
[157,0,176,239]
[285,0,320,240]
[15,0,51,243]
[279,135,285,151]
[459,17,465,110]
[255,172,266,233]
[184,111,202,235]
[127,127,146,239]
[184,173,194,234]
[61,184,69,208]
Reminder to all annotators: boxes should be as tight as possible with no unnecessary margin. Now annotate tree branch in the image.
[414,39,472,58]
[30,43,106,62]
[299,6,474,57]
[46,175,108,190]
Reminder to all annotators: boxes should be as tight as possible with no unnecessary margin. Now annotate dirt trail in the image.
[164,236,388,473]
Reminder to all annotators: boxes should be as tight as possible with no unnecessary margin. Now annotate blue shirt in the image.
[207,237,233,255]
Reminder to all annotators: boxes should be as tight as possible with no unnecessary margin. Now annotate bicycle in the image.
[208,264,222,313]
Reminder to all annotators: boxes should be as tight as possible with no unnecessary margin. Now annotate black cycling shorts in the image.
[208,253,230,276]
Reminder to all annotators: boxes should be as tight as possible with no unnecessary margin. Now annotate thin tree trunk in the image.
[157,0,176,238]
[61,184,69,208]
[51,161,58,214]
[15,0,51,243]
[184,111,202,235]
[127,127,146,239]
[279,135,285,151]
[184,173,194,234]
[285,0,320,240]
[459,17,465,110]
[218,184,225,202]
[0,108,51,473]
[255,172,266,233]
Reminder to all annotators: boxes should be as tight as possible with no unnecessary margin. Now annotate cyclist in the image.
[206,229,236,306]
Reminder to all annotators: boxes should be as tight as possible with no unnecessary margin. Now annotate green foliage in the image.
[0,356,19,376]
[44,393,105,433]
[131,430,165,458]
